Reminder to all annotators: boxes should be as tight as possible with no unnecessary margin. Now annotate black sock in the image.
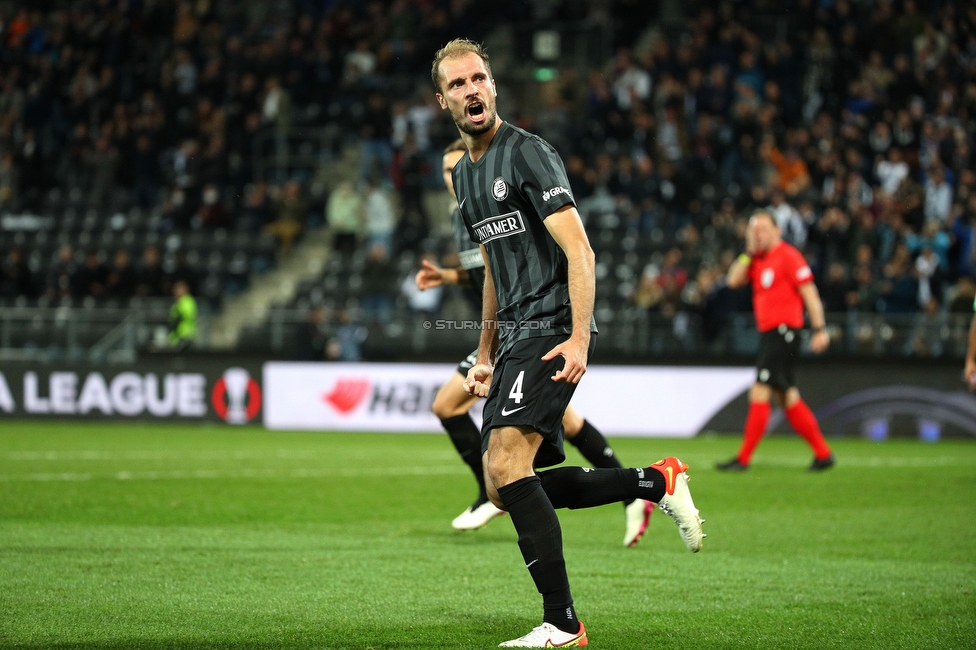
[440,414,486,501]
[539,466,666,509]
[567,420,622,469]
[566,420,633,507]
[497,476,579,635]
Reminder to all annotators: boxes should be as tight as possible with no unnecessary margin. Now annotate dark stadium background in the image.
[0,0,974,435]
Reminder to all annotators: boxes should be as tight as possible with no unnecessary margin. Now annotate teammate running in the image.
[417,139,654,546]
[716,210,836,471]
[432,38,703,648]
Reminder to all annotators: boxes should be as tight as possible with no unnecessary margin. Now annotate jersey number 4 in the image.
[509,371,525,403]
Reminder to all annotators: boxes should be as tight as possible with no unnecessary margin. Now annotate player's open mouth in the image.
[467,101,485,123]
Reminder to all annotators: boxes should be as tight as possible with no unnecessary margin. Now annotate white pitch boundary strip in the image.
[0,456,973,482]
[0,465,471,482]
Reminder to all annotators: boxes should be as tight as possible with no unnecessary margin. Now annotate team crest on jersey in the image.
[761,268,775,288]
[491,177,509,201]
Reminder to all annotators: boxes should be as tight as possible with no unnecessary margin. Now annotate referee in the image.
[717,211,835,472]
[432,39,703,648]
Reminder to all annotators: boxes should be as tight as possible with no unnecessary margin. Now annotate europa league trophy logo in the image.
[221,367,252,424]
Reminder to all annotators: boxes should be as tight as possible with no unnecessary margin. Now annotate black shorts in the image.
[456,348,478,377]
[757,325,801,390]
[481,334,596,469]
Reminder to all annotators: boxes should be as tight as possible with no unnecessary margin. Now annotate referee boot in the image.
[715,457,749,471]
[809,454,836,471]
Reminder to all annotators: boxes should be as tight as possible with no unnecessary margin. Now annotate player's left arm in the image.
[798,281,829,353]
[543,205,595,383]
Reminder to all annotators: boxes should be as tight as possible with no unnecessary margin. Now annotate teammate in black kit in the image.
[431,39,704,648]
[417,139,654,545]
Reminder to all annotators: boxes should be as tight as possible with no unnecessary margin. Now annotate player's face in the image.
[436,53,498,136]
[442,150,465,200]
[749,214,780,252]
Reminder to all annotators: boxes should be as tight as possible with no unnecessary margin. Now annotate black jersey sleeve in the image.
[514,137,576,220]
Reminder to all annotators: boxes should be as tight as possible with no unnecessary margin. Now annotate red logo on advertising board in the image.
[211,368,262,424]
[323,378,371,414]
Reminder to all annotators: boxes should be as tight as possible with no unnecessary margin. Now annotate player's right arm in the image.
[464,245,498,397]
[965,309,976,390]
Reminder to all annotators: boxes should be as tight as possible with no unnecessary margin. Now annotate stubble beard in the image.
[453,104,498,136]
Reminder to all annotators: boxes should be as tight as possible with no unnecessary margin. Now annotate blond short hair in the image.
[431,38,492,92]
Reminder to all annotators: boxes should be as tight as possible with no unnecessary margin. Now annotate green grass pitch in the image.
[1,421,974,649]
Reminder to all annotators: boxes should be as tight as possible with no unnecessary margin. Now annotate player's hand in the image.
[810,329,830,353]
[542,335,588,383]
[464,363,493,397]
[415,259,444,290]
[965,359,976,391]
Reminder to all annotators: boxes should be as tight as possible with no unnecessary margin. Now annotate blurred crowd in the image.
[1,0,976,340]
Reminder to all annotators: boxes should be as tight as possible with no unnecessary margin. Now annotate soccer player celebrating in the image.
[432,39,703,648]
[964,294,976,391]
[716,211,835,472]
[417,139,654,546]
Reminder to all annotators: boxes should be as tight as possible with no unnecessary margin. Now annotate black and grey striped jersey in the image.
[451,206,486,313]
[453,120,598,358]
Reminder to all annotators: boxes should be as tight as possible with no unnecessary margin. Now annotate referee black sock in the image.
[538,466,666,508]
[440,414,487,501]
[497,476,579,635]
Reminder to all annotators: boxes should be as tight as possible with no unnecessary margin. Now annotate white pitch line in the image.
[1,450,458,461]
[0,465,469,482]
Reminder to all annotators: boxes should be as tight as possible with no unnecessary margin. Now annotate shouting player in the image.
[417,138,654,546]
[716,210,836,472]
[432,39,703,648]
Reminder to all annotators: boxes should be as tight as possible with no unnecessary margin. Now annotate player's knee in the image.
[562,408,583,438]
[486,482,504,509]
[749,383,772,403]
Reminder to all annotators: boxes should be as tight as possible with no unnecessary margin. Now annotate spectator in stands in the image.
[197,184,229,229]
[762,140,812,198]
[878,246,919,314]
[401,251,442,319]
[332,308,367,362]
[75,250,108,300]
[0,248,36,300]
[360,242,396,324]
[263,180,307,256]
[820,262,855,314]
[360,91,394,183]
[924,165,953,225]
[768,190,808,250]
[393,133,431,254]
[242,181,274,231]
[0,151,18,210]
[135,246,165,298]
[326,181,363,254]
[292,306,330,361]
[657,248,688,318]
[876,147,909,197]
[364,175,396,251]
[106,250,136,300]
